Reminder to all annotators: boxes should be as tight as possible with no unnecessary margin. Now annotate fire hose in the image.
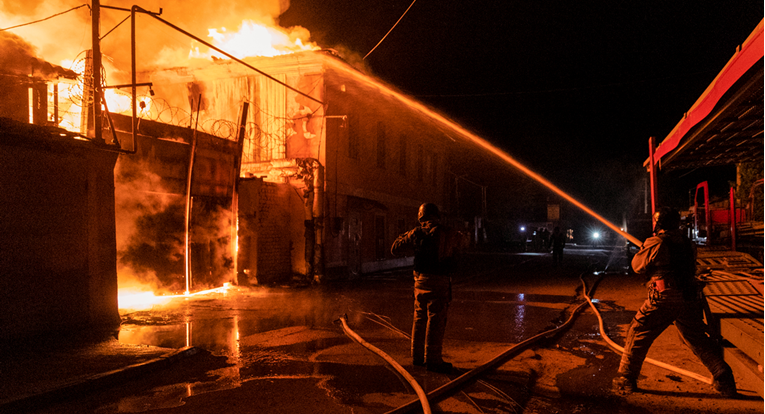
[584,271,713,385]
[337,314,432,414]
[339,269,714,414]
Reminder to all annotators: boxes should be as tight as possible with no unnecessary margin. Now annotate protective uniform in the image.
[614,208,737,397]
[391,203,459,373]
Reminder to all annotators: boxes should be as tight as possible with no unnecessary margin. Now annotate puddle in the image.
[456,291,575,304]
[111,283,590,413]
[450,298,574,343]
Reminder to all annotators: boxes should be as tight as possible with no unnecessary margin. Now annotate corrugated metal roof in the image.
[697,248,763,365]
[697,249,764,270]
[704,279,762,296]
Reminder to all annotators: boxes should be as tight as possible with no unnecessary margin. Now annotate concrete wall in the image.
[0,120,119,342]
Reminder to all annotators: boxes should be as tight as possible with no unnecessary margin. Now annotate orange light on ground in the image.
[118,283,233,311]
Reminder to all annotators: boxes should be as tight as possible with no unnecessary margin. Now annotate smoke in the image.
[1,0,310,81]
[326,44,374,77]
[0,28,76,79]
[188,202,235,289]
[0,0,91,71]
[115,158,186,293]
[115,155,235,294]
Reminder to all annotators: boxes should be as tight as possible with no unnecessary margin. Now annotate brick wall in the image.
[255,182,293,284]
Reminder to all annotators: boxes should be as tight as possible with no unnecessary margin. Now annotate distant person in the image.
[391,203,465,374]
[532,228,542,252]
[612,207,737,397]
[540,227,550,253]
[549,227,566,266]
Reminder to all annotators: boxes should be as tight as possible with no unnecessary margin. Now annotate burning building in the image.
[135,49,500,285]
[0,3,527,337]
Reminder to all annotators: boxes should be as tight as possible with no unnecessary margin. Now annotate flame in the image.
[194,19,319,60]
[103,88,152,115]
[43,17,315,135]
[118,289,173,310]
[118,283,233,311]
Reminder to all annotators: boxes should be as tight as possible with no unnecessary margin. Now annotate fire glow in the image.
[48,16,315,135]
[200,19,319,59]
[118,283,233,311]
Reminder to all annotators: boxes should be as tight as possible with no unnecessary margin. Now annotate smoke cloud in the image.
[1,0,306,82]
[0,29,76,79]
[114,158,185,292]
[115,154,234,294]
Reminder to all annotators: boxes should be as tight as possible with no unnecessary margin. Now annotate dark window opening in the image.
[376,122,386,169]
[375,215,386,260]
[348,115,358,160]
[417,145,424,181]
[399,134,407,176]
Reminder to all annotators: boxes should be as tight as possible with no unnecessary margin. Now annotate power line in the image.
[101,14,131,40]
[1,4,90,31]
[363,0,418,60]
[413,69,719,98]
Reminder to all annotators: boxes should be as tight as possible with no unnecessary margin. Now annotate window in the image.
[375,215,386,260]
[399,135,407,176]
[397,218,406,235]
[417,145,424,181]
[425,152,433,183]
[348,115,358,159]
[431,152,438,185]
[376,122,386,168]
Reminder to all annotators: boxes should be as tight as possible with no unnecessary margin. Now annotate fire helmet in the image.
[653,207,680,231]
[417,203,440,223]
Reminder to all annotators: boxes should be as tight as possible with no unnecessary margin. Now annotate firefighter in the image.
[612,207,738,397]
[391,203,463,374]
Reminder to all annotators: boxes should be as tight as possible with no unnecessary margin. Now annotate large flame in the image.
[2,3,318,132]
[2,3,317,298]
[119,283,233,311]
[195,19,319,60]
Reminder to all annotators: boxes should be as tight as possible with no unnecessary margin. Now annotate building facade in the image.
[142,51,472,283]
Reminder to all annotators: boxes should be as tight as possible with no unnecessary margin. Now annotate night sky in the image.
[280,1,763,229]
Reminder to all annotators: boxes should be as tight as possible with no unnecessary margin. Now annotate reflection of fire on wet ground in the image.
[120,311,184,326]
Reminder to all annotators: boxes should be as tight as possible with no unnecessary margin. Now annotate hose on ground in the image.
[581,271,713,385]
[362,311,523,412]
[337,314,432,414]
[385,300,591,414]
[344,267,715,414]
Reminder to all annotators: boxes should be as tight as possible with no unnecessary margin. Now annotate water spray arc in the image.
[468,143,643,247]
[324,58,643,247]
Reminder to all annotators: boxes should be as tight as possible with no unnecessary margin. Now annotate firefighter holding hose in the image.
[391,203,465,374]
[612,207,738,397]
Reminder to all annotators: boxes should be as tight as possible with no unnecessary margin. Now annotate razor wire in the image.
[56,55,324,166]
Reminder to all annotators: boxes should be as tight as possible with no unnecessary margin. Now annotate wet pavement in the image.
[2,248,763,413]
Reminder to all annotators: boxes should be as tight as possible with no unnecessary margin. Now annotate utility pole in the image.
[91,0,102,142]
